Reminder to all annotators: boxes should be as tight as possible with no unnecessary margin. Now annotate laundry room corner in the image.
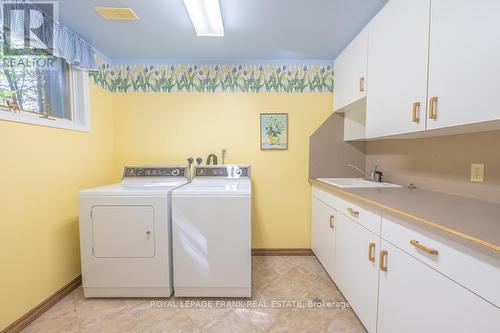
[109,91,333,248]
[4,1,500,332]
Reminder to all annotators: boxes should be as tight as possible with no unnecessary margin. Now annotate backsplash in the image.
[366,130,500,204]
[309,114,500,204]
[90,63,333,93]
[309,112,366,178]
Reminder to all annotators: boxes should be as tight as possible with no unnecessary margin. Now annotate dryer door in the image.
[91,205,155,258]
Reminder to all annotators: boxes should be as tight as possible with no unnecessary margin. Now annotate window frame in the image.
[0,67,91,132]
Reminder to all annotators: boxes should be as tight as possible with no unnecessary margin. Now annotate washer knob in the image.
[171,169,179,176]
[235,168,242,175]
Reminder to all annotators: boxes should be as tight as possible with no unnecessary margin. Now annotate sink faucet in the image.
[206,154,218,165]
[347,164,383,182]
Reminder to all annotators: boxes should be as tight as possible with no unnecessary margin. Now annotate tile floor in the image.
[22,256,366,333]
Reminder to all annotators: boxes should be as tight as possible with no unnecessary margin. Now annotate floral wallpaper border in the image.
[90,63,333,93]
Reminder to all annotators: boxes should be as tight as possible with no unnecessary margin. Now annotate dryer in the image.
[172,165,251,297]
[79,166,188,297]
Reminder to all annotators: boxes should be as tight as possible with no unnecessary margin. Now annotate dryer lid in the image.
[80,180,188,196]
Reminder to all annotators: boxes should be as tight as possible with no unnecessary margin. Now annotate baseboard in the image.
[1,275,82,333]
[252,248,314,256]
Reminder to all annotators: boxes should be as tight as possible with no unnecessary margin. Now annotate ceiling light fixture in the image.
[183,0,224,37]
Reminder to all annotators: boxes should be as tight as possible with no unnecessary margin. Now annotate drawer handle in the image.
[379,250,388,272]
[329,215,335,230]
[347,208,359,218]
[412,101,420,123]
[368,242,376,262]
[410,240,439,255]
[428,96,438,120]
[359,77,365,92]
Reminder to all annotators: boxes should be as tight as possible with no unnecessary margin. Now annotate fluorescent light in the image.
[183,0,224,37]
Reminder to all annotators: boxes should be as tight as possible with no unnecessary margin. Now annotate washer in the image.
[172,165,251,297]
[79,166,188,297]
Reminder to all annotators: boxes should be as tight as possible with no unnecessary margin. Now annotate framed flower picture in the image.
[260,113,288,150]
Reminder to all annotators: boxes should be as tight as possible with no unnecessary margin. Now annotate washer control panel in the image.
[122,166,187,179]
[195,166,250,178]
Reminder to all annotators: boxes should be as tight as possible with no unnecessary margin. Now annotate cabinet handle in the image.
[329,215,335,230]
[359,77,365,92]
[368,242,376,262]
[379,250,388,272]
[347,208,359,218]
[412,101,420,123]
[428,96,438,120]
[410,240,439,255]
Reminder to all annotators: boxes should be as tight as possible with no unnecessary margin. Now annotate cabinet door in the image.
[333,27,368,112]
[335,214,379,333]
[426,0,500,129]
[92,205,155,258]
[378,240,500,333]
[366,0,430,138]
[311,196,336,280]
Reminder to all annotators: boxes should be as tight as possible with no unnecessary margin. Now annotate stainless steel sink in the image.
[317,178,402,189]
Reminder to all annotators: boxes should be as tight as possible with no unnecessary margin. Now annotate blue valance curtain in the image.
[2,0,98,71]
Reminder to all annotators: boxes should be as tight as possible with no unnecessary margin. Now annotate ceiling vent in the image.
[94,7,139,20]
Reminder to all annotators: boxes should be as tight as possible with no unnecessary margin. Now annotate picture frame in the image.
[260,113,288,150]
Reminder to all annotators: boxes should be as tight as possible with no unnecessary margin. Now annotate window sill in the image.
[0,110,90,133]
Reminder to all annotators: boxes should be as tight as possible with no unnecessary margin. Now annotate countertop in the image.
[310,178,500,253]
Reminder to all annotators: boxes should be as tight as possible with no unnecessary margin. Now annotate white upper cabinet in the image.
[426,0,500,130]
[333,27,368,112]
[365,0,431,138]
[339,0,500,140]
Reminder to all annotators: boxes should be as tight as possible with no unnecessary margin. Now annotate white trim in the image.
[0,69,91,132]
[70,70,91,132]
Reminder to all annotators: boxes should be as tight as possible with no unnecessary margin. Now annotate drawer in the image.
[312,185,382,235]
[334,194,382,235]
[312,186,341,210]
[381,213,500,308]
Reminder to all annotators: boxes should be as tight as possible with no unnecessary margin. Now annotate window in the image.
[0,56,90,131]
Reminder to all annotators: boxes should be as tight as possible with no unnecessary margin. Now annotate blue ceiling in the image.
[57,0,387,63]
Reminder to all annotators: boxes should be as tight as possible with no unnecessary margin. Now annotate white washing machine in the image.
[172,165,251,297]
[79,166,188,297]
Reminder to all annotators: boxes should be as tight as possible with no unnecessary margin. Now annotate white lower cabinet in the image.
[311,186,500,333]
[377,240,500,333]
[311,196,336,279]
[335,213,379,333]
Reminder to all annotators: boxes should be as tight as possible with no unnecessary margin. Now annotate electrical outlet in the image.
[471,163,485,182]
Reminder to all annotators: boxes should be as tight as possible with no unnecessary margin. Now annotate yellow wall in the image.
[0,84,115,330]
[0,87,331,329]
[112,92,332,248]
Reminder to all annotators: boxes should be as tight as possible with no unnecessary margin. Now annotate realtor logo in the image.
[2,1,58,56]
